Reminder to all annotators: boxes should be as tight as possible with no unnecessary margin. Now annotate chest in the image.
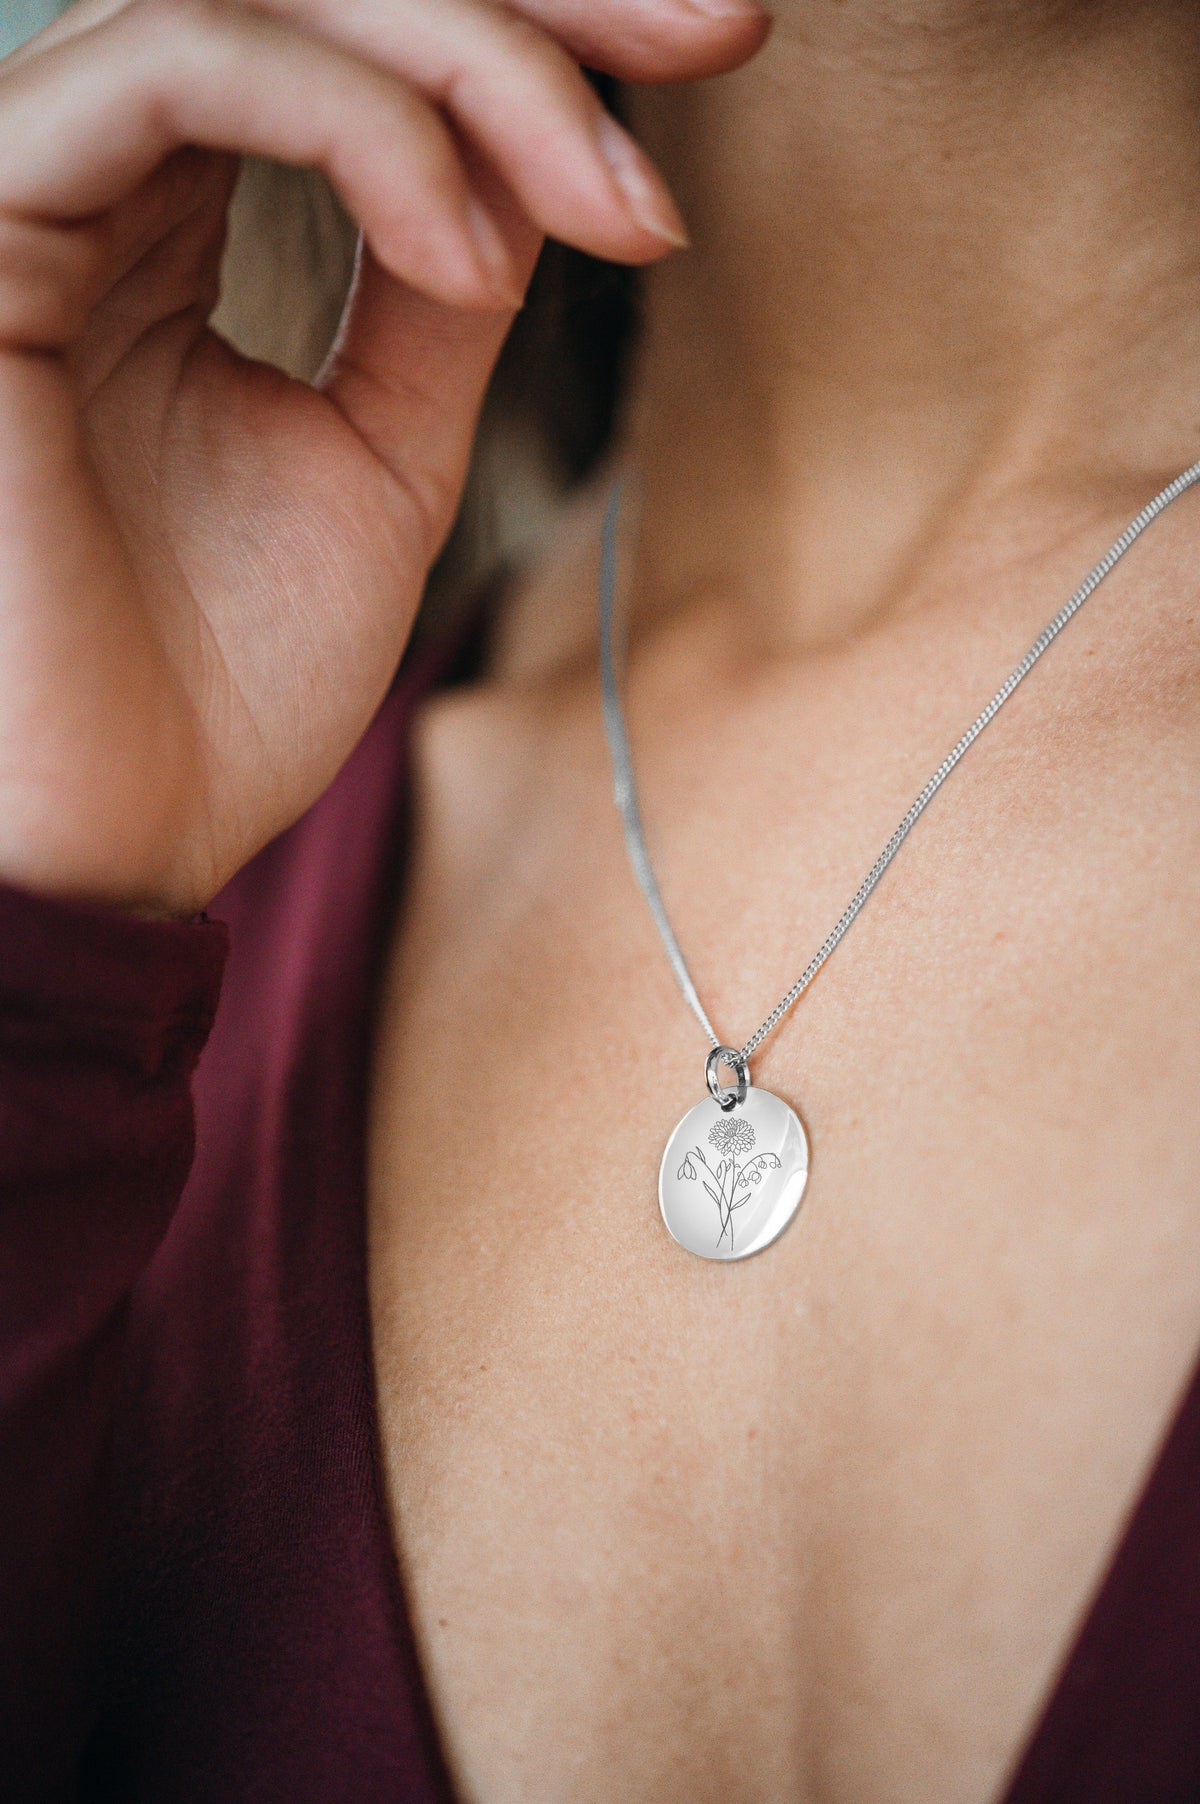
[366,682,1200,1804]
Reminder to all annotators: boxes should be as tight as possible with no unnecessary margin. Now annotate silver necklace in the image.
[599,460,1200,1261]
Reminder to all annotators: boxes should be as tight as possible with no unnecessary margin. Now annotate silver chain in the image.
[600,460,1200,1072]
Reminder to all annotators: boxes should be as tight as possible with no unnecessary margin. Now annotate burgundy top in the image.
[2,627,1199,1802]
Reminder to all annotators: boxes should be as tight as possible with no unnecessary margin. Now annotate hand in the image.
[0,0,767,914]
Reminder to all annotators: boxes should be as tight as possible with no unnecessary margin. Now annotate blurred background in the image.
[0,1,61,58]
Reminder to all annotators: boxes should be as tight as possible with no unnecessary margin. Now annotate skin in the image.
[0,0,762,910]
[4,0,1200,1799]
[367,3,1200,1800]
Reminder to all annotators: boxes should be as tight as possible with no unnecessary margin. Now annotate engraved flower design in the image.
[708,1116,757,1161]
[674,1110,781,1253]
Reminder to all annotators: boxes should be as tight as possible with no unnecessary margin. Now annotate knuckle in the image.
[123,0,233,59]
[117,0,243,139]
[496,11,579,89]
[446,8,582,112]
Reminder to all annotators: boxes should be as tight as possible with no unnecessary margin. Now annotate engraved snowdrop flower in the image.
[672,1110,783,1252]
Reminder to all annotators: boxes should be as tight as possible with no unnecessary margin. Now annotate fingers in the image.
[71,152,238,398]
[95,146,237,300]
[1,0,771,317]
[0,0,522,317]
[323,244,521,559]
[0,213,112,347]
[315,130,543,561]
[230,0,696,260]
[7,0,771,87]
[0,0,773,350]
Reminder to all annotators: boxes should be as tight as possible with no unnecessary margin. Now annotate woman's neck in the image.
[616,0,1200,648]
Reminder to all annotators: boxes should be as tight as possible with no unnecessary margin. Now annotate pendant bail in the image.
[705,1045,749,1111]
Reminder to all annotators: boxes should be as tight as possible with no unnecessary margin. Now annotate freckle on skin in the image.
[748,1427,757,1440]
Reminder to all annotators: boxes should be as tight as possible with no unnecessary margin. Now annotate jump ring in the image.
[705,1045,749,1111]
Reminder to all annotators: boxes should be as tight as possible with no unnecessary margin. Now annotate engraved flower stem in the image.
[711,1149,749,1248]
[716,1150,775,1247]
[679,1122,781,1252]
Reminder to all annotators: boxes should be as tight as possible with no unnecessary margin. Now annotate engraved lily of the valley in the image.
[602,469,1200,1258]
[675,1116,782,1255]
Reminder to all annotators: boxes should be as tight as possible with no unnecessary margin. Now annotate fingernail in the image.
[595,114,690,250]
[465,198,524,306]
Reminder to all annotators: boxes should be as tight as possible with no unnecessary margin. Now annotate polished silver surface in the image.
[600,459,1200,1069]
[659,1086,809,1261]
[705,1045,748,1111]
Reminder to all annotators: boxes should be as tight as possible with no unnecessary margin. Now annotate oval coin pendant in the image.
[658,1086,809,1261]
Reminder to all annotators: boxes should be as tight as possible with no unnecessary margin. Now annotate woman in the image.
[2,0,1199,1797]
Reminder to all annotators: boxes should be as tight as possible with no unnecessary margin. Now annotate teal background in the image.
[1,0,68,60]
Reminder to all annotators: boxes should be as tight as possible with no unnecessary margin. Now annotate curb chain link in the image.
[600,461,1200,1074]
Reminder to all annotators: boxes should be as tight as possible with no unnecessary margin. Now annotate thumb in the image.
[321,194,543,565]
